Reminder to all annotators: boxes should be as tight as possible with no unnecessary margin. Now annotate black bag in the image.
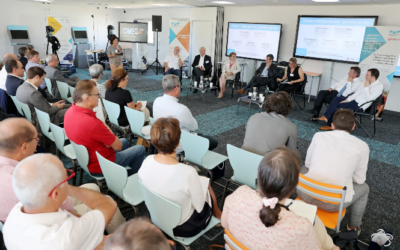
[331,230,363,250]
[97,52,109,62]
[278,61,289,67]
[207,161,225,181]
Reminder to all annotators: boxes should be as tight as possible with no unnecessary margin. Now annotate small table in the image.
[84,49,104,64]
[187,84,218,103]
[237,96,265,115]
[304,71,322,103]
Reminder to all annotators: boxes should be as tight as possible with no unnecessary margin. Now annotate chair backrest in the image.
[20,101,32,122]
[102,99,121,126]
[69,86,75,99]
[138,180,181,239]
[44,78,53,96]
[56,81,69,101]
[180,130,209,166]
[124,106,145,136]
[70,141,90,174]
[96,152,128,198]
[227,144,263,189]
[49,122,68,155]
[363,94,382,115]
[234,71,241,81]
[294,73,307,94]
[34,108,52,139]
[23,71,26,80]
[10,95,23,116]
[0,220,3,232]
[224,229,250,250]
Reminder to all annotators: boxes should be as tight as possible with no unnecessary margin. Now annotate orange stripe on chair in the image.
[298,174,344,204]
[225,229,250,250]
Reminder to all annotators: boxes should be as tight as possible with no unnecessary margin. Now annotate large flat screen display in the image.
[293,16,378,63]
[74,31,87,39]
[119,22,148,43]
[10,30,29,39]
[226,22,282,61]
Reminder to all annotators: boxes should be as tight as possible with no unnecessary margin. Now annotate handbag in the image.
[331,230,363,250]
[207,161,225,182]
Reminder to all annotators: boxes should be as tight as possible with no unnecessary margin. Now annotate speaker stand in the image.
[147,30,163,75]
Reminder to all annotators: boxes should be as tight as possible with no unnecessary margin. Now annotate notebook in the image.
[285,199,317,224]
[138,101,147,111]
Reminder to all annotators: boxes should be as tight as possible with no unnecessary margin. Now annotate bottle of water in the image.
[200,76,204,89]
[252,87,257,101]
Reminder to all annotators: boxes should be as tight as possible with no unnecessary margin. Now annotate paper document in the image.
[141,125,151,135]
[138,101,147,111]
[199,176,210,200]
[285,199,317,224]
[281,81,290,84]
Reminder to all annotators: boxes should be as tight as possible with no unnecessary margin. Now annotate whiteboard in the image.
[190,21,213,76]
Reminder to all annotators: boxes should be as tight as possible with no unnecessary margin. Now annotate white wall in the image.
[224,4,400,112]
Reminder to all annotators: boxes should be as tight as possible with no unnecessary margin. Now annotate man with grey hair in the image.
[44,54,80,87]
[89,64,107,122]
[104,217,173,250]
[153,75,218,153]
[0,53,18,91]
[164,46,183,84]
[192,46,212,89]
[3,153,118,249]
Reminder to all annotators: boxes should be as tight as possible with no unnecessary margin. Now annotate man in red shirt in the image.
[64,80,145,176]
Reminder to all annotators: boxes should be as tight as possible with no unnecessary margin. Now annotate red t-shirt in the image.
[64,104,116,173]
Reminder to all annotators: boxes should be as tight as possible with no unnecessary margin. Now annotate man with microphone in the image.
[164,46,183,85]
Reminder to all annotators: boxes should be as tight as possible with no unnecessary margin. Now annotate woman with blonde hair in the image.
[277,57,305,93]
[218,52,241,98]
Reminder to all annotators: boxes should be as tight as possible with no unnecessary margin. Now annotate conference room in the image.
[0,0,399,249]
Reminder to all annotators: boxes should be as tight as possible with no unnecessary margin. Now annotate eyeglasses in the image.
[48,169,75,197]
[22,136,39,145]
[89,93,100,97]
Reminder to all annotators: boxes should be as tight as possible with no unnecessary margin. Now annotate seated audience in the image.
[222,147,339,250]
[192,46,212,92]
[153,75,218,153]
[18,47,28,70]
[5,59,25,96]
[0,53,18,91]
[139,118,221,237]
[105,68,151,128]
[25,50,46,89]
[218,52,241,98]
[164,46,183,83]
[64,80,145,177]
[0,118,125,233]
[0,107,11,121]
[237,54,278,94]
[242,91,297,156]
[277,57,305,93]
[298,110,369,234]
[3,154,117,249]
[310,67,362,118]
[89,64,107,122]
[16,67,70,127]
[25,44,34,54]
[44,54,80,87]
[316,68,383,131]
[104,217,173,250]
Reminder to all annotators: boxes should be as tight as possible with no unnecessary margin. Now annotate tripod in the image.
[46,36,61,66]
[147,30,163,74]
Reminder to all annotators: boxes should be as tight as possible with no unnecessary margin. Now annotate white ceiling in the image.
[14,0,400,9]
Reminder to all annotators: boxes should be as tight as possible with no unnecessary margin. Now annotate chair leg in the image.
[221,179,231,210]
[131,205,139,217]
[72,159,77,186]
[178,242,191,250]
[78,166,84,186]
[355,118,372,138]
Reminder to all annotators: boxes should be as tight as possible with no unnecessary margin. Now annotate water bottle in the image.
[252,87,257,101]
[200,76,204,89]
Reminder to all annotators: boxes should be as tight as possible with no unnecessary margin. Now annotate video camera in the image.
[107,25,115,39]
[46,25,55,38]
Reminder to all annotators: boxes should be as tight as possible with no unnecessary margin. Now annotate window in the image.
[148,21,154,45]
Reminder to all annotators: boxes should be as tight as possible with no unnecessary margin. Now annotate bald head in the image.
[13,154,66,209]
[3,53,18,65]
[104,217,170,250]
[0,118,36,153]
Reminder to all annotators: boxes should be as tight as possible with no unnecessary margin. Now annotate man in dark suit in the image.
[237,54,277,94]
[5,60,25,96]
[18,47,28,70]
[191,47,212,92]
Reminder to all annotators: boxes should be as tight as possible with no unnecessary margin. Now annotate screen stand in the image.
[147,30,163,75]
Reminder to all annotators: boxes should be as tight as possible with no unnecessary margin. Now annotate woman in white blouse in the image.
[138,117,222,237]
[218,52,241,98]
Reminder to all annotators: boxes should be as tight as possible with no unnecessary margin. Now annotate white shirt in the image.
[4,202,105,250]
[153,94,198,153]
[139,155,209,225]
[347,80,383,110]
[0,67,7,91]
[26,80,38,91]
[305,131,369,202]
[331,77,362,97]
[198,55,205,68]
[164,53,182,69]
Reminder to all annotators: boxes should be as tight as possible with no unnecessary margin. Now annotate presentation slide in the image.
[395,54,400,77]
[294,16,378,63]
[119,22,148,43]
[226,22,282,61]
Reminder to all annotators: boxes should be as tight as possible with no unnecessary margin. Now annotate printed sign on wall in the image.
[47,17,73,64]
[169,20,190,78]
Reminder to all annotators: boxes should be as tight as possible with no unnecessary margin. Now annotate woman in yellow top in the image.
[106,35,123,74]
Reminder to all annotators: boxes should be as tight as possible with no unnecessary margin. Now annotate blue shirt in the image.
[261,65,269,77]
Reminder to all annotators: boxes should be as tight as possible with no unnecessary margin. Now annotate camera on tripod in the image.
[46,25,55,38]
[107,25,114,39]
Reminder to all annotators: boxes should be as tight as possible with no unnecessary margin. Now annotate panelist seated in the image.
[218,52,241,98]
[277,57,305,93]
[237,54,277,94]
[316,68,383,131]
[310,67,362,118]
[192,47,212,86]
[164,46,183,84]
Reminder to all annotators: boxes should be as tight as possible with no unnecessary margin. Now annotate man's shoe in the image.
[319,125,333,131]
[315,115,328,122]
[237,88,245,94]
[193,89,198,93]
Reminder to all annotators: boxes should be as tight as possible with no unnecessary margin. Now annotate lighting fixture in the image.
[211,1,235,4]
[34,0,53,2]
[151,4,169,6]
[311,0,339,2]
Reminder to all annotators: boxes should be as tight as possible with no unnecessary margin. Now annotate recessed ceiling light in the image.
[34,0,53,2]
[311,0,339,2]
[211,1,235,3]
[151,4,169,6]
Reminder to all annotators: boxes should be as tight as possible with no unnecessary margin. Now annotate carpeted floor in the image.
[56,68,400,249]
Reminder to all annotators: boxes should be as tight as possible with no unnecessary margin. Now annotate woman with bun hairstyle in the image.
[105,68,151,129]
[221,147,339,250]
